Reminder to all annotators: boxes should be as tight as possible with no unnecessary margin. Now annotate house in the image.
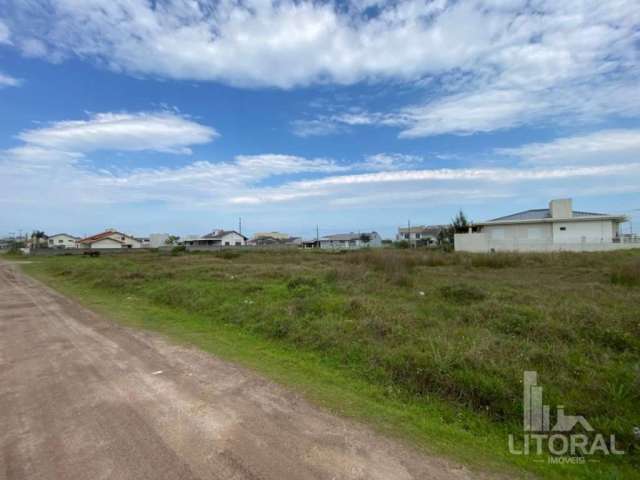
[149,233,171,248]
[136,237,151,248]
[249,235,302,247]
[252,231,290,241]
[396,225,445,245]
[455,198,636,252]
[78,229,143,249]
[183,230,247,247]
[319,232,382,250]
[47,233,79,249]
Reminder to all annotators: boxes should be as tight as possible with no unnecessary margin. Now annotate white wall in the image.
[219,232,246,246]
[90,238,124,249]
[48,235,77,248]
[552,220,613,244]
[455,219,634,252]
[149,233,170,248]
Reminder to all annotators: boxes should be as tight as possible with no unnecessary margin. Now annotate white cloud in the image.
[498,129,640,165]
[0,71,21,88]
[0,19,11,44]
[18,112,218,154]
[356,153,423,171]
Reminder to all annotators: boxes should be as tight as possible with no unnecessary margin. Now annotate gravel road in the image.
[0,261,499,480]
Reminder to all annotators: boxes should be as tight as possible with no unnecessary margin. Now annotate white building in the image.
[47,233,79,249]
[455,199,636,253]
[396,225,445,245]
[319,232,382,250]
[78,230,143,249]
[183,230,247,247]
[149,233,170,248]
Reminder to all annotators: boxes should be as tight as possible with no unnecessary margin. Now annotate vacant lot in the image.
[22,249,640,479]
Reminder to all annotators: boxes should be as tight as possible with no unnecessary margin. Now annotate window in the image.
[415,233,421,239]
[59,239,64,244]
[560,227,567,231]
[235,242,241,246]
[225,242,230,246]
[404,233,409,239]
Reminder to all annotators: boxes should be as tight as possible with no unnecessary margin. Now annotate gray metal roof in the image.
[487,209,608,223]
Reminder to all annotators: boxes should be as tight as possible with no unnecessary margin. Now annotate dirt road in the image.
[0,261,496,480]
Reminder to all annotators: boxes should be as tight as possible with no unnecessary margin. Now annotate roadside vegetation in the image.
[22,248,640,479]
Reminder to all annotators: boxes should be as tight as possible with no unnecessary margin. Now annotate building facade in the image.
[319,232,382,249]
[455,199,635,252]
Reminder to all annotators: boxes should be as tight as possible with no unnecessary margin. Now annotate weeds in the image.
[25,247,640,464]
[611,259,640,287]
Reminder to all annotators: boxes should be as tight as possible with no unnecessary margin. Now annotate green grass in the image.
[20,248,640,479]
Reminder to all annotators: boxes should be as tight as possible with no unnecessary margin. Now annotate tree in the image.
[439,210,471,247]
[30,230,47,249]
[164,235,180,245]
[452,210,470,233]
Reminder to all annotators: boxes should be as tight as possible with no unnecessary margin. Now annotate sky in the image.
[0,0,639,240]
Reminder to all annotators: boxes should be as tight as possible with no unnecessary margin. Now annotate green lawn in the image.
[20,248,640,479]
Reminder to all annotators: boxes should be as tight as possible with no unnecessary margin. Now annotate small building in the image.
[47,233,79,249]
[78,229,143,249]
[319,232,382,250]
[396,225,445,245]
[252,231,290,241]
[455,198,636,253]
[183,230,247,247]
[248,235,302,247]
[149,233,171,248]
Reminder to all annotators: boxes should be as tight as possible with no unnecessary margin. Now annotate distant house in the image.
[78,229,143,249]
[396,225,445,245]
[455,198,636,252]
[249,232,302,247]
[252,231,290,241]
[319,232,382,250]
[149,233,171,248]
[183,230,247,247]
[48,233,79,249]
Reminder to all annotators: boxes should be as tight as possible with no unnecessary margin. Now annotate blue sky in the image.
[0,0,639,239]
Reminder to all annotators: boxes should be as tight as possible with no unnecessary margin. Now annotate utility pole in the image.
[316,224,319,242]
[407,219,412,248]
[238,217,242,236]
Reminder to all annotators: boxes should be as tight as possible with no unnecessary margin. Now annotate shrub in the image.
[611,259,640,287]
[171,245,186,255]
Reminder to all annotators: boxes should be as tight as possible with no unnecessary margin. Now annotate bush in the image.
[171,245,186,255]
[611,259,640,287]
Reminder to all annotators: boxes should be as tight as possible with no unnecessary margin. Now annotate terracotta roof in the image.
[78,230,127,244]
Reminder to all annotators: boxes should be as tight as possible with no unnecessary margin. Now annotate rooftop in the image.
[487,209,610,223]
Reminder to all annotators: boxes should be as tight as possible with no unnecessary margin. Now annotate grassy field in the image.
[20,248,640,479]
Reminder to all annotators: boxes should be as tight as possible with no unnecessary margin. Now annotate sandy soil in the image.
[0,261,504,480]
